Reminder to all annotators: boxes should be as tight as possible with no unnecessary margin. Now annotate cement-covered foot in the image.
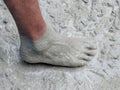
[20,25,97,67]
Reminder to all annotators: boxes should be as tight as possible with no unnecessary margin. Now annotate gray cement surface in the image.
[0,0,120,90]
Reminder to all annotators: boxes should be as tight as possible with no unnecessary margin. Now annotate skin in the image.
[3,0,97,67]
[4,0,46,40]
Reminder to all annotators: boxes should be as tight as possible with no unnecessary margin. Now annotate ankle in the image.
[30,26,46,41]
[20,24,47,41]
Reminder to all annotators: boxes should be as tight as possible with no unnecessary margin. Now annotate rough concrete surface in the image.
[0,0,120,90]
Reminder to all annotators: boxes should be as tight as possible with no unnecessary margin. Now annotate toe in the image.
[85,43,97,50]
[74,59,88,66]
[78,54,93,61]
[84,40,97,50]
[84,50,96,56]
[86,46,96,50]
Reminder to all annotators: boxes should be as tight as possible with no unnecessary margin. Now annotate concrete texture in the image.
[0,0,120,90]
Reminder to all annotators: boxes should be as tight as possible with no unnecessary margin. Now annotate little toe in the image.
[75,59,88,66]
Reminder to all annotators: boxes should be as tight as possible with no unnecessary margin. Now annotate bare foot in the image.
[4,0,97,67]
[20,24,97,67]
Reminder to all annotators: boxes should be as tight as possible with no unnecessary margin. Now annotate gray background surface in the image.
[0,0,120,90]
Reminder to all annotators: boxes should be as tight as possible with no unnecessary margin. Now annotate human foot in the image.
[20,24,97,67]
[4,0,97,67]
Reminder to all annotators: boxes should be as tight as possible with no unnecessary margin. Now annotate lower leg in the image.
[4,0,97,67]
[4,0,46,40]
